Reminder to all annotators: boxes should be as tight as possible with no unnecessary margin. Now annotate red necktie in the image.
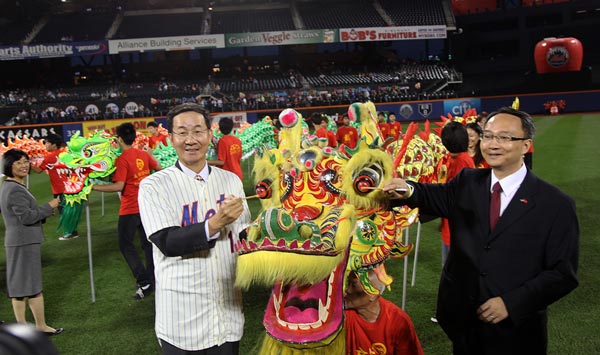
[490,182,502,231]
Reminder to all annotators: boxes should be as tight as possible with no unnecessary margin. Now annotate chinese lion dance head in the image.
[235,103,418,354]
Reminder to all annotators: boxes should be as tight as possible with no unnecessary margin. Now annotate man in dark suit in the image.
[383,107,579,355]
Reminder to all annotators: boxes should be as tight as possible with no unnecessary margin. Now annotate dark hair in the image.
[219,117,234,135]
[2,149,29,177]
[309,112,326,126]
[147,121,159,129]
[466,123,485,166]
[166,103,211,132]
[116,122,136,145]
[484,107,536,139]
[441,121,469,153]
[44,133,64,148]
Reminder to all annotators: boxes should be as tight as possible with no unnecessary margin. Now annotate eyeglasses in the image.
[480,133,530,143]
[171,129,209,139]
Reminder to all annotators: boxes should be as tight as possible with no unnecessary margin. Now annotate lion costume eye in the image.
[352,166,383,194]
[255,180,273,199]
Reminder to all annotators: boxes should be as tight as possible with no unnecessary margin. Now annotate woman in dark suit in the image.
[0,149,63,335]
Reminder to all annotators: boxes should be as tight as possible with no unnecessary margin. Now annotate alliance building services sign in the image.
[108,34,225,53]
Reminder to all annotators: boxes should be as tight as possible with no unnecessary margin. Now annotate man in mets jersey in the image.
[138,103,250,354]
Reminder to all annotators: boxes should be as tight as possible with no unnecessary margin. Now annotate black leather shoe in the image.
[44,328,64,336]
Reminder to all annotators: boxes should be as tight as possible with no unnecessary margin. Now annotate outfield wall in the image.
[1,90,599,141]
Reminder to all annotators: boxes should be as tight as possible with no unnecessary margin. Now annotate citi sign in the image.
[444,99,481,117]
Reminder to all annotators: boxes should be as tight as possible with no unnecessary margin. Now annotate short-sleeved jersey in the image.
[39,148,66,195]
[149,134,169,149]
[378,122,390,140]
[316,127,337,147]
[337,126,359,149]
[217,135,243,181]
[345,298,424,355]
[113,148,158,216]
[388,121,402,141]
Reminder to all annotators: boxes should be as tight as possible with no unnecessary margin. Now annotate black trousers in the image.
[451,311,548,355]
[160,339,239,355]
[117,213,154,287]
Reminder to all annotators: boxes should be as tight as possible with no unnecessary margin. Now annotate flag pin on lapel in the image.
[519,198,528,204]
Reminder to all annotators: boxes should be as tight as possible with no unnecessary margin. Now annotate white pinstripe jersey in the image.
[138,165,251,351]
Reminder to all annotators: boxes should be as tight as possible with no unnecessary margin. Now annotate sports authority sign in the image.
[0,41,107,61]
[340,26,446,42]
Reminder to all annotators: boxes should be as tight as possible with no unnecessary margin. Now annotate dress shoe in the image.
[44,328,64,336]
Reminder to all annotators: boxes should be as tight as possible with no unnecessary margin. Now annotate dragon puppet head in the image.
[56,131,118,205]
[235,104,417,353]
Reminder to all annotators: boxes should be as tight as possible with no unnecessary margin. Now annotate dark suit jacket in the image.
[403,168,579,355]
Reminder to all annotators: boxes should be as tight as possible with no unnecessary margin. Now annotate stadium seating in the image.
[34,12,115,43]
[115,13,205,39]
[211,9,296,34]
[298,1,386,29]
[380,0,446,26]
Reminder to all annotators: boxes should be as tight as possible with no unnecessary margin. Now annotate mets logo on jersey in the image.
[418,103,433,117]
[136,158,144,170]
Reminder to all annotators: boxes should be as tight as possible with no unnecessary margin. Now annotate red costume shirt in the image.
[441,152,475,245]
[336,126,359,149]
[39,148,66,194]
[113,148,158,216]
[388,122,402,141]
[378,123,390,140]
[345,297,424,355]
[217,134,243,180]
[316,127,337,148]
[149,134,168,149]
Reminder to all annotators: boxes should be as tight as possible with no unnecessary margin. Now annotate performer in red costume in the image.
[216,117,243,180]
[147,121,168,149]
[31,133,78,240]
[345,271,424,355]
[336,113,359,149]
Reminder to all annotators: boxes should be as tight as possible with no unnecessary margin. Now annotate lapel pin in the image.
[519,199,528,204]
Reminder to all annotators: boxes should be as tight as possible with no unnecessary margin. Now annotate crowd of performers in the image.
[0,99,577,355]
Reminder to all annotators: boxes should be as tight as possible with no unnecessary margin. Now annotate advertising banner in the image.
[210,112,248,128]
[108,34,225,53]
[225,29,336,47]
[82,118,160,137]
[0,125,63,141]
[339,26,447,43]
[443,98,482,117]
[0,41,107,61]
[61,124,84,140]
[374,102,445,122]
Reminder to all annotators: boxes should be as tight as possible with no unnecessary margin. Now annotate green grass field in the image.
[0,113,598,354]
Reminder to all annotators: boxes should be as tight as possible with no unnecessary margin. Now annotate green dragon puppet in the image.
[54,131,118,235]
[234,104,419,354]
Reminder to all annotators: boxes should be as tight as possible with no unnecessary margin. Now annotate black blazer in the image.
[404,168,579,353]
